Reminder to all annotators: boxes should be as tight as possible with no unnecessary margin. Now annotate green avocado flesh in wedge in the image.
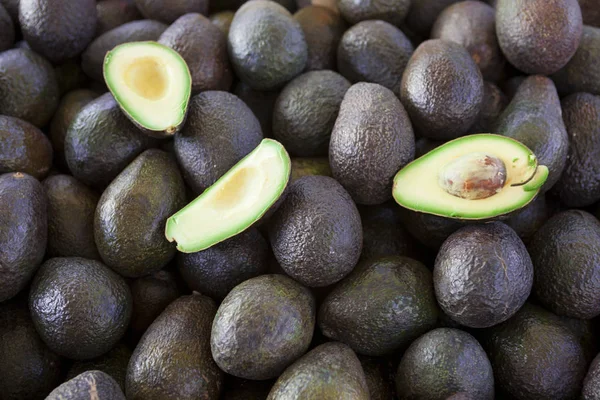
[166,139,291,253]
[104,41,191,136]
[393,134,549,220]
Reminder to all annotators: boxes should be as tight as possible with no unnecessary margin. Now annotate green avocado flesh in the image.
[393,134,549,220]
[103,41,191,135]
[166,139,291,253]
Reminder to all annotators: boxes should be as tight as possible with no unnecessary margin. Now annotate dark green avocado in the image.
[399,209,465,250]
[234,81,279,137]
[67,343,132,391]
[405,0,462,37]
[46,371,125,400]
[210,11,234,35]
[0,2,14,52]
[330,82,415,204]
[126,294,223,400]
[582,353,600,400]
[468,81,508,134]
[134,0,208,23]
[0,172,47,303]
[290,157,332,182]
[96,0,142,35]
[396,328,494,400]
[505,194,551,244]
[338,0,409,26]
[29,257,132,360]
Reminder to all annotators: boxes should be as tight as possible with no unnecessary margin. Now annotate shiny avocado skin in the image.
[46,371,125,400]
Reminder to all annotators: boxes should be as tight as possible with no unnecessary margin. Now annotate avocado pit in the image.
[439,152,507,200]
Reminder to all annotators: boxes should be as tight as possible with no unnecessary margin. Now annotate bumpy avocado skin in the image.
[29,257,132,360]
[47,371,125,400]
[505,194,551,244]
[174,91,263,194]
[0,172,47,302]
[211,274,316,380]
[267,342,370,400]
[553,26,600,96]
[67,343,132,391]
[0,3,14,52]
[468,81,508,134]
[582,353,600,400]
[494,75,569,191]
[396,328,494,400]
[127,294,223,400]
[234,82,279,138]
[134,0,208,23]
[228,0,307,90]
[319,256,439,356]
[96,0,142,36]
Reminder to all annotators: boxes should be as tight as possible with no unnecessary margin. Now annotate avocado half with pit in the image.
[103,41,191,138]
[393,134,549,220]
[166,139,291,253]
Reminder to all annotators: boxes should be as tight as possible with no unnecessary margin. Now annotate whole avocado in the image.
[338,0,409,26]
[46,371,125,400]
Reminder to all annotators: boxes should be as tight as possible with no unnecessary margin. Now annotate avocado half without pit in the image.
[393,134,549,220]
[166,139,291,253]
[103,41,191,138]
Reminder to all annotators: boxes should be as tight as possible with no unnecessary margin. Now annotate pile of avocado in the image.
[3,0,600,399]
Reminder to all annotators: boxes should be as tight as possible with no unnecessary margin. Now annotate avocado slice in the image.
[392,134,549,220]
[103,41,191,137]
[166,139,291,253]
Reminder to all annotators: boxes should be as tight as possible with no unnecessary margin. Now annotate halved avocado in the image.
[103,41,191,137]
[166,139,291,253]
[393,134,549,220]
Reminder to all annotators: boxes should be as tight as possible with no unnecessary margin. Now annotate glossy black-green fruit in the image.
[46,371,125,400]
[553,26,600,96]
[234,82,279,137]
[67,343,132,391]
[134,0,208,23]
[0,3,14,52]
[95,0,142,35]
[582,353,600,400]
[338,0,408,26]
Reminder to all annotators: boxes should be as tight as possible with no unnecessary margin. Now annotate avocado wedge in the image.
[392,134,549,220]
[103,41,191,137]
[166,139,291,253]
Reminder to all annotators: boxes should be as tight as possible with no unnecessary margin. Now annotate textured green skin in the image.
[234,81,279,138]
[0,115,52,179]
[95,149,186,277]
[529,210,600,319]
[582,353,600,400]
[47,371,125,400]
[294,6,346,71]
[67,343,132,391]
[29,257,132,360]
[338,20,413,97]
[319,256,439,356]
[134,0,208,23]
[579,0,600,27]
[406,0,461,37]
[553,26,600,96]
[127,294,223,400]
[494,75,569,191]
[434,223,533,328]
[0,48,59,128]
[481,303,586,400]
[210,11,234,35]
[0,3,14,52]
[399,209,465,250]
[273,70,350,157]
[496,0,582,75]
[359,356,395,400]
[43,174,100,260]
[211,274,315,380]
[331,83,415,204]
[338,0,408,26]
[0,300,63,400]
[468,81,507,134]
[267,342,369,400]
[0,173,46,302]
[396,328,494,400]
[290,157,331,182]
[159,13,232,94]
[505,195,550,244]
[96,0,142,36]
[228,1,307,90]
[65,93,158,189]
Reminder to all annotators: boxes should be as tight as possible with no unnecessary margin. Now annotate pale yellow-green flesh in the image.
[104,41,191,132]
[165,139,291,253]
[393,134,548,220]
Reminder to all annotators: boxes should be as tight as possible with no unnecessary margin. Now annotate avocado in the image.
[0,3,14,52]
[0,115,52,179]
[502,75,527,101]
[49,89,98,170]
[267,342,369,399]
[67,343,132,391]
[210,11,234,35]
[159,13,233,94]
[579,0,600,27]
[273,70,350,157]
[19,0,97,64]
[319,256,438,356]
[234,81,280,138]
[583,353,600,400]
[431,1,504,81]
[553,93,600,206]
[95,149,186,277]
[82,19,168,81]
[0,172,46,302]
[134,0,208,23]
[331,83,415,205]
[505,194,551,244]
[337,20,414,97]
[211,274,315,380]
[338,0,408,26]
[29,257,132,360]
[405,0,461,37]
[0,48,59,128]
[481,303,586,399]
[96,0,142,36]
[560,315,599,365]
[64,92,159,189]
[0,0,17,23]
[55,61,90,96]
[293,5,345,71]
[496,0,582,75]
[401,40,484,140]
[399,209,465,250]
[468,81,508,134]
[222,377,274,400]
[494,75,569,191]
[290,157,332,182]
[43,174,100,260]
[0,299,64,400]
[126,293,222,399]
[434,222,532,328]
[359,356,396,400]
[396,328,494,400]
[173,91,263,194]
[228,0,307,90]
[178,228,269,299]
[46,371,125,400]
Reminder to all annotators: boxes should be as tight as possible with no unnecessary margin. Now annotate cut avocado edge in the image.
[103,41,192,137]
[165,139,291,253]
[392,134,549,220]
